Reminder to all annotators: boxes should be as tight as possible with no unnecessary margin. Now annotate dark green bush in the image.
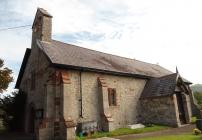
[194,92,202,109]
[0,91,26,131]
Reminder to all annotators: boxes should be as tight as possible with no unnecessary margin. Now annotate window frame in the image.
[108,88,117,106]
[35,109,44,119]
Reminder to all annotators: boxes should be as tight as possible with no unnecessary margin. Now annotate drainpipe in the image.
[79,71,83,118]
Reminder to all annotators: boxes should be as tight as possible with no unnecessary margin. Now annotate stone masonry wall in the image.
[62,70,147,131]
[140,95,178,126]
[19,45,53,135]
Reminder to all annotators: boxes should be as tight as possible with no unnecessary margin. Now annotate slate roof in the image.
[141,73,178,98]
[37,40,173,78]
[15,39,191,89]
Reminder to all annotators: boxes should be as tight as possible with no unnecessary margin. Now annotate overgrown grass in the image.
[76,125,170,140]
[137,133,202,140]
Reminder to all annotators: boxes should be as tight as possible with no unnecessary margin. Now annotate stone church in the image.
[15,8,194,140]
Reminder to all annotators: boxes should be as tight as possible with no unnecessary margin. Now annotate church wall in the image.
[19,51,193,139]
[62,70,147,131]
[19,45,53,134]
[140,95,179,127]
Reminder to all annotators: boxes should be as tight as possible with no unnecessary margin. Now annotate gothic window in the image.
[108,88,117,106]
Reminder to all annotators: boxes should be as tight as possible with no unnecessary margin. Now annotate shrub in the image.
[194,92,202,109]
[193,128,201,135]
[0,91,26,131]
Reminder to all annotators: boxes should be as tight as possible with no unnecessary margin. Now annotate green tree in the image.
[0,58,13,93]
[0,91,27,131]
[194,92,202,109]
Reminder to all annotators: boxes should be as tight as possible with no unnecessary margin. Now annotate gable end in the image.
[15,48,31,88]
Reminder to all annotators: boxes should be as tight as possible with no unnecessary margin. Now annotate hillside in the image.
[191,84,202,93]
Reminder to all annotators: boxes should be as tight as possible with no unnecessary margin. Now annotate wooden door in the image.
[176,93,186,124]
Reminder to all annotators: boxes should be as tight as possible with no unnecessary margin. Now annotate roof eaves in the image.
[182,77,192,84]
[52,63,152,79]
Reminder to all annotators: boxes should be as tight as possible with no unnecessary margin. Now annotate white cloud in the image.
[1,0,202,94]
[0,31,31,61]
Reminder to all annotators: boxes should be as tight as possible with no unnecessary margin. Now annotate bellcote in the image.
[32,8,52,47]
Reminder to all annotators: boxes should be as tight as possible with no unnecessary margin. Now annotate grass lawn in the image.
[77,125,170,139]
[137,133,202,140]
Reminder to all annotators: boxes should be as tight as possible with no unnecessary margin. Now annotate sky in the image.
[1,0,202,95]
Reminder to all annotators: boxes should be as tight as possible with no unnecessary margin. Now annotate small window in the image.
[31,72,35,90]
[108,88,117,106]
[35,109,44,119]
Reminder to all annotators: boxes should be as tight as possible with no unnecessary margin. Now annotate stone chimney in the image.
[31,8,52,48]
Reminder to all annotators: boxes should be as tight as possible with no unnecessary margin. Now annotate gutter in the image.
[51,63,152,80]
